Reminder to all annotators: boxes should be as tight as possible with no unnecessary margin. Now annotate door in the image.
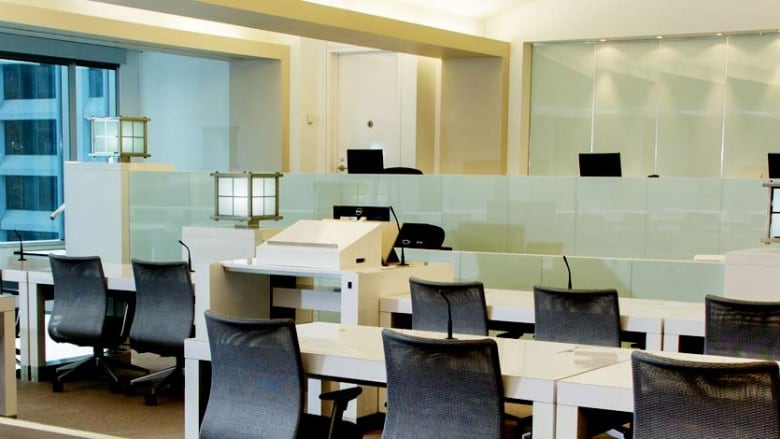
[336,51,401,172]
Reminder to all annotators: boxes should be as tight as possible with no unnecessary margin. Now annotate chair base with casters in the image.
[127,356,183,406]
[51,346,148,393]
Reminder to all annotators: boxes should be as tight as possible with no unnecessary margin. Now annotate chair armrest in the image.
[319,386,363,405]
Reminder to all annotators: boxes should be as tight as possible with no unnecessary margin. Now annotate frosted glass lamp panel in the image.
[771,214,780,239]
[655,38,727,177]
[529,44,595,176]
[233,178,249,197]
[773,188,780,212]
[93,120,109,153]
[723,34,780,178]
[217,197,233,216]
[121,137,133,154]
[217,177,234,197]
[232,197,248,217]
[593,41,658,177]
[132,138,143,153]
[106,119,118,138]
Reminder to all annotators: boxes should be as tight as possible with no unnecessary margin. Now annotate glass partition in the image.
[128,172,768,262]
[530,33,780,179]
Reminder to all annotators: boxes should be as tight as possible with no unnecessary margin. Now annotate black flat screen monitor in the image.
[347,149,384,174]
[769,153,780,179]
[332,205,391,221]
[579,152,622,177]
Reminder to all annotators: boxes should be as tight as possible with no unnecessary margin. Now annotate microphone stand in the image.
[388,206,407,266]
[179,240,194,272]
[13,229,26,261]
[563,255,572,289]
[440,290,454,339]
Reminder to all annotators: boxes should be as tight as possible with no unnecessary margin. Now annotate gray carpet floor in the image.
[15,353,184,439]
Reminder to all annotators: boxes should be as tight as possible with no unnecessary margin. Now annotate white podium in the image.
[181,225,280,264]
[194,219,454,420]
[724,246,780,300]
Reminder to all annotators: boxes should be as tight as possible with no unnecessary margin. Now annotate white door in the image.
[336,51,401,172]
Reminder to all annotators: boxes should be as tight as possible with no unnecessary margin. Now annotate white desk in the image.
[379,289,705,351]
[194,259,454,338]
[4,260,136,381]
[554,351,756,439]
[184,322,631,439]
[661,308,705,351]
[0,295,16,417]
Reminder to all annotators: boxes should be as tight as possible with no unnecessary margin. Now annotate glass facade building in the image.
[0,58,116,242]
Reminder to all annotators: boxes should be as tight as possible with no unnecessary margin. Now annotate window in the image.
[4,120,56,155]
[0,57,117,243]
[2,63,56,100]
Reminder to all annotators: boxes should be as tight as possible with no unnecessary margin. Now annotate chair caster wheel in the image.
[144,394,157,406]
[52,381,63,392]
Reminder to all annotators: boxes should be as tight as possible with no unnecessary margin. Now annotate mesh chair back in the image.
[201,312,304,439]
[533,285,620,347]
[410,277,488,336]
[631,350,780,439]
[381,329,504,439]
[704,294,780,360]
[48,255,110,345]
[129,259,194,357]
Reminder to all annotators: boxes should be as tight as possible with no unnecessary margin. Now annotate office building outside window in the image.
[0,58,117,243]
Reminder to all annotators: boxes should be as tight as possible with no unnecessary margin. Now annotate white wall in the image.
[483,0,780,175]
[485,0,780,43]
[132,51,231,171]
[229,58,283,171]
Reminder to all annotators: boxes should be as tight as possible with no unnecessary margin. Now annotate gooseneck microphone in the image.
[563,255,572,289]
[179,240,194,272]
[440,290,454,340]
[13,229,26,261]
[388,206,407,266]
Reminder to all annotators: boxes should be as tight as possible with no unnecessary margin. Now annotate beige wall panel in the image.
[440,57,504,174]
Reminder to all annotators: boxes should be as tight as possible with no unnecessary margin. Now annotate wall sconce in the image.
[211,171,283,228]
[89,116,151,162]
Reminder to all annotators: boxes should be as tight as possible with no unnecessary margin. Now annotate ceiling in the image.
[394,0,526,20]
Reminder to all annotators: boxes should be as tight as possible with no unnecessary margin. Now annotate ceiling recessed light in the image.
[716,32,723,36]
[600,38,607,42]
[656,35,663,39]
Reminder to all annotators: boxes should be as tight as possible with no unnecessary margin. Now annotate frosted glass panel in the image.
[655,38,726,177]
[593,41,657,177]
[723,34,780,178]
[644,178,722,259]
[529,44,594,176]
[575,178,647,257]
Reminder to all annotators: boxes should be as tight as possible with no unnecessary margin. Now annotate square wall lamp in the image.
[89,116,150,162]
[211,171,283,228]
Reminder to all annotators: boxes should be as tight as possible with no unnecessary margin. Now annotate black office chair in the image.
[381,329,504,439]
[201,312,362,439]
[410,277,489,335]
[631,350,780,438]
[127,259,194,405]
[48,254,145,392]
[396,223,450,250]
[533,285,629,436]
[382,166,423,175]
[409,277,530,434]
[704,294,780,360]
[533,285,621,347]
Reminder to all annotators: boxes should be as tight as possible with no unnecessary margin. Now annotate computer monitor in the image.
[579,152,622,177]
[347,149,384,174]
[768,153,780,179]
[332,205,391,221]
[332,205,397,264]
